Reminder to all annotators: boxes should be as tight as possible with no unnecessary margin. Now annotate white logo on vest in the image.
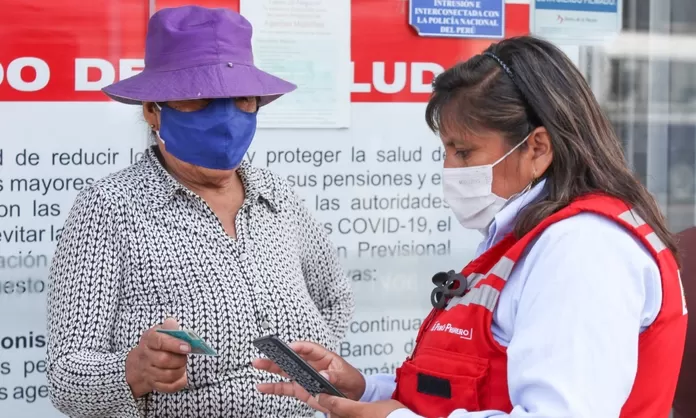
[430,321,474,340]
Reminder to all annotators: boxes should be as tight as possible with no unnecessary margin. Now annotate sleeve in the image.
[46,185,141,418]
[293,194,355,348]
[359,374,398,402]
[386,214,658,418]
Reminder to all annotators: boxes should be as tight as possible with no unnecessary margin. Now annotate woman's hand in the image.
[252,341,366,409]
[316,397,406,418]
[317,395,406,418]
[125,318,190,398]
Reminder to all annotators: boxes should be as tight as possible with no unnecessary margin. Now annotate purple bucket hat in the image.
[102,6,296,107]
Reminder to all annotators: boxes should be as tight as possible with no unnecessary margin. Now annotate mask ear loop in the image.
[492,133,531,167]
[500,136,537,203]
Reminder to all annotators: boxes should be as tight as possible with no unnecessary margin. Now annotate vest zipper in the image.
[408,308,439,360]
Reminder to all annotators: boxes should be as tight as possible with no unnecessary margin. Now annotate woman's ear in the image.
[143,102,159,130]
[527,127,553,178]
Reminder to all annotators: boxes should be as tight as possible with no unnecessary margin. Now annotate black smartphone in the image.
[253,335,346,398]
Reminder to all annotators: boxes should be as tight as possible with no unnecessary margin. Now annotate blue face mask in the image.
[156,99,257,170]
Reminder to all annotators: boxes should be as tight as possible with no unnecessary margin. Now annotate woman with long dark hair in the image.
[253,35,687,418]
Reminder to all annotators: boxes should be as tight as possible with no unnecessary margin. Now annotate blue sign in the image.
[534,0,618,14]
[409,0,505,39]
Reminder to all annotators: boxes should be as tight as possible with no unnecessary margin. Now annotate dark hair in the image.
[425,35,679,261]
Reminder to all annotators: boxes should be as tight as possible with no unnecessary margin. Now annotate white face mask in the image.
[443,136,530,232]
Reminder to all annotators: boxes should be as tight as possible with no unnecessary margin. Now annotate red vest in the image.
[393,194,687,418]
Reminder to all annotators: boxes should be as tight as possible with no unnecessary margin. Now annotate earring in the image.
[519,167,538,194]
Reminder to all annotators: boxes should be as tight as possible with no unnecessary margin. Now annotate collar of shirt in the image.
[141,146,286,212]
[476,178,549,257]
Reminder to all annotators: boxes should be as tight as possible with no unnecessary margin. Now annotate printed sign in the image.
[530,0,623,45]
[240,0,352,129]
[409,0,505,39]
[0,1,531,416]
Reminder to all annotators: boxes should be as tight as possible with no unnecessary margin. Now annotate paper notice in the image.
[240,0,351,129]
[530,0,623,46]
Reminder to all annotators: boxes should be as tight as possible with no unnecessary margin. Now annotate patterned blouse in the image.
[46,147,354,418]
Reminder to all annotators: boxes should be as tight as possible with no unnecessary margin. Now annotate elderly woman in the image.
[45,5,354,418]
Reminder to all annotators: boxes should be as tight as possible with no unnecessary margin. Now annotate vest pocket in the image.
[395,347,489,418]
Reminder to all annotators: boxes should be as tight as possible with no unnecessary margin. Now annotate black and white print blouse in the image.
[46,147,355,418]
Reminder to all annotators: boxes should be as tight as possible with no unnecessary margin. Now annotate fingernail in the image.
[319,371,329,379]
[180,344,190,353]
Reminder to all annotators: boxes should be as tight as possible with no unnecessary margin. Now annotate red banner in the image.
[0,0,529,103]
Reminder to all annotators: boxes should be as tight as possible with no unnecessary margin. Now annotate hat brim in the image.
[102,63,297,107]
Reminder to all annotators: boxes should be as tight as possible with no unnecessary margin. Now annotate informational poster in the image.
[410,0,505,39]
[240,0,352,129]
[0,0,531,416]
[530,0,622,45]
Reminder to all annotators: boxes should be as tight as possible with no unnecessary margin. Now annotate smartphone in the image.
[253,335,346,398]
[156,329,218,356]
